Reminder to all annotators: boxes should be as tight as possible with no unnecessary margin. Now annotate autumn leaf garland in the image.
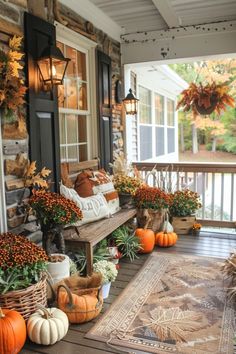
[0,35,27,118]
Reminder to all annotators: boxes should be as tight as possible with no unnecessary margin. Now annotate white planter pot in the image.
[101,282,111,299]
[47,253,70,284]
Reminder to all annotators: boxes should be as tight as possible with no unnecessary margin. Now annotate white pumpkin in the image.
[162,212,174,232]
[27,305,69,345]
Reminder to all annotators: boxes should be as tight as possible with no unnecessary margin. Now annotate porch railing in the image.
[133,162,236,228]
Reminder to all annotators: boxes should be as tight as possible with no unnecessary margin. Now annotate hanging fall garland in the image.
[0,36,27,119]
[176,82,235,116]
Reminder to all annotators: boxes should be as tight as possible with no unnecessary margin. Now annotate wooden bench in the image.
[63,208,136,275]
[61,160,136,275]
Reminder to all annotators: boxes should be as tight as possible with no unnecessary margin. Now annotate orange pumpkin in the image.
[135,228,155,253]
[0,307,26,354]
[155,231,178,247]
[57,284,103,324]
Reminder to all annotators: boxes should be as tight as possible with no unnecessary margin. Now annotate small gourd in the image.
[27,305,69,345]
[135,228,155,253]
[155,231,178,247]
[162,212,174,233]
[0,307,26,354]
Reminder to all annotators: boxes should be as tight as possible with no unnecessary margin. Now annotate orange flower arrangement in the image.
[169,189,202,217]
[29,190,83,227]
[0,233,48,293]
[192,222,202,230]
[176,82,234,116]
[133,186,170,210]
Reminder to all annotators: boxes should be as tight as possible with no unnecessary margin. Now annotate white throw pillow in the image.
[60,184,110,226]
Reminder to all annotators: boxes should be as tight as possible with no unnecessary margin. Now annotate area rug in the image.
[86,253,236,354]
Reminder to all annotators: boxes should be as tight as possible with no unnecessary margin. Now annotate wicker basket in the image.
[137,208,165,233]
[0,275,47,320]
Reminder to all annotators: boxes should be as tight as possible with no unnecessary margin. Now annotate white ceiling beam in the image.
[121,20,236,64]
[59,0,122,42]
[152,0,181,28]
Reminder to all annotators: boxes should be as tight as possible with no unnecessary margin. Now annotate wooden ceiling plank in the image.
[152,0,181,27]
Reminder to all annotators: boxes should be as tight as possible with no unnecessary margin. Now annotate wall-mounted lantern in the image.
[123,88,139,115]
[37,42,70,86]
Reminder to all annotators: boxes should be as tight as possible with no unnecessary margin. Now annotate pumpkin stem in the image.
[0,307,5,318]
[36,304,52,319]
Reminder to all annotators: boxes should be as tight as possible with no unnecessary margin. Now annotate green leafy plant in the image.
[111,226,141,262]
[72,240,110,274]
[0,233,48,294]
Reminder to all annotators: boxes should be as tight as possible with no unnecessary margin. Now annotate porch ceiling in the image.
[89,0,236,34]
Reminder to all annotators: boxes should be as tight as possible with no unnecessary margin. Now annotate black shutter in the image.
[97,50,113,171]
[24,13,60,191]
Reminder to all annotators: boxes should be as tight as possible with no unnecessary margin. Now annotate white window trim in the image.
[0,115,7,232]
[55,22,98,160]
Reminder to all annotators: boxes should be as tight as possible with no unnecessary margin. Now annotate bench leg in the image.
[85,243,93,275]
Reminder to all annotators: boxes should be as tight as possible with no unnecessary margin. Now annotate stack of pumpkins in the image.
[134,214,178,254]
[0,273,103,353]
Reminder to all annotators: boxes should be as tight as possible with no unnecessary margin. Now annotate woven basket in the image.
[0,275,47,320]
[137,208,165,233]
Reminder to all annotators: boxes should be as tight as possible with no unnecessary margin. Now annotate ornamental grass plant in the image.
[0,233,48,294]
[169,189,202,217]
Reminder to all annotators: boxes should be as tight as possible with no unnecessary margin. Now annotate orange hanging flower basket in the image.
[176,82,235,116]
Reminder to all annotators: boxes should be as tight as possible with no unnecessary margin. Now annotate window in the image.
[56,24,97,163]
[138,86,176,161]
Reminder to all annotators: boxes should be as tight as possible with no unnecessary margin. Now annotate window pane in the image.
[60,146,67,161]
[66,78,78,109]
[78,115,87,142]
[67,146,78,162]
[66,115,78,144]
[59,114,66,144]
[139,86,151,124]
[156,127,165,156]
[66,45,77,78]
[77,51,87,81]
[168,127,175,153]
[167,99,175,126]
[79,144,88,161]
[58,84,65,108]
[155,94,164,125]
[78,82,88,110]
[140,126,152,160]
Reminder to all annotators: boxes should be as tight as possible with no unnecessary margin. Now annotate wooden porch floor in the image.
[22,232,236,354]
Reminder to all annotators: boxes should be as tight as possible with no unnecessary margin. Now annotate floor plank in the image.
[22,232,236,354]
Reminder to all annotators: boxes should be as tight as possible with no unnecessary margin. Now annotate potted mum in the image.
[176,82,234,116]
[93,260,118,299]
[169,189,202,235]
[0,233,48,320]
[133,186,170,233]
[29,191,83,283]
[113,174,143,207]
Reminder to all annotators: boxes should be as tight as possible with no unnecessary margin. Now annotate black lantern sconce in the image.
[37,41,70,87]
[123,88,139,115]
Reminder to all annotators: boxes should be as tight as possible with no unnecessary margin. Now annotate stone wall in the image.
[0,0,124,233]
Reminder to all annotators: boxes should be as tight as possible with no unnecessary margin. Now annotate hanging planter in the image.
[177,82,234,116]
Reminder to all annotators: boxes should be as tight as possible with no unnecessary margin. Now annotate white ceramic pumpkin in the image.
[27,305,69,345]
